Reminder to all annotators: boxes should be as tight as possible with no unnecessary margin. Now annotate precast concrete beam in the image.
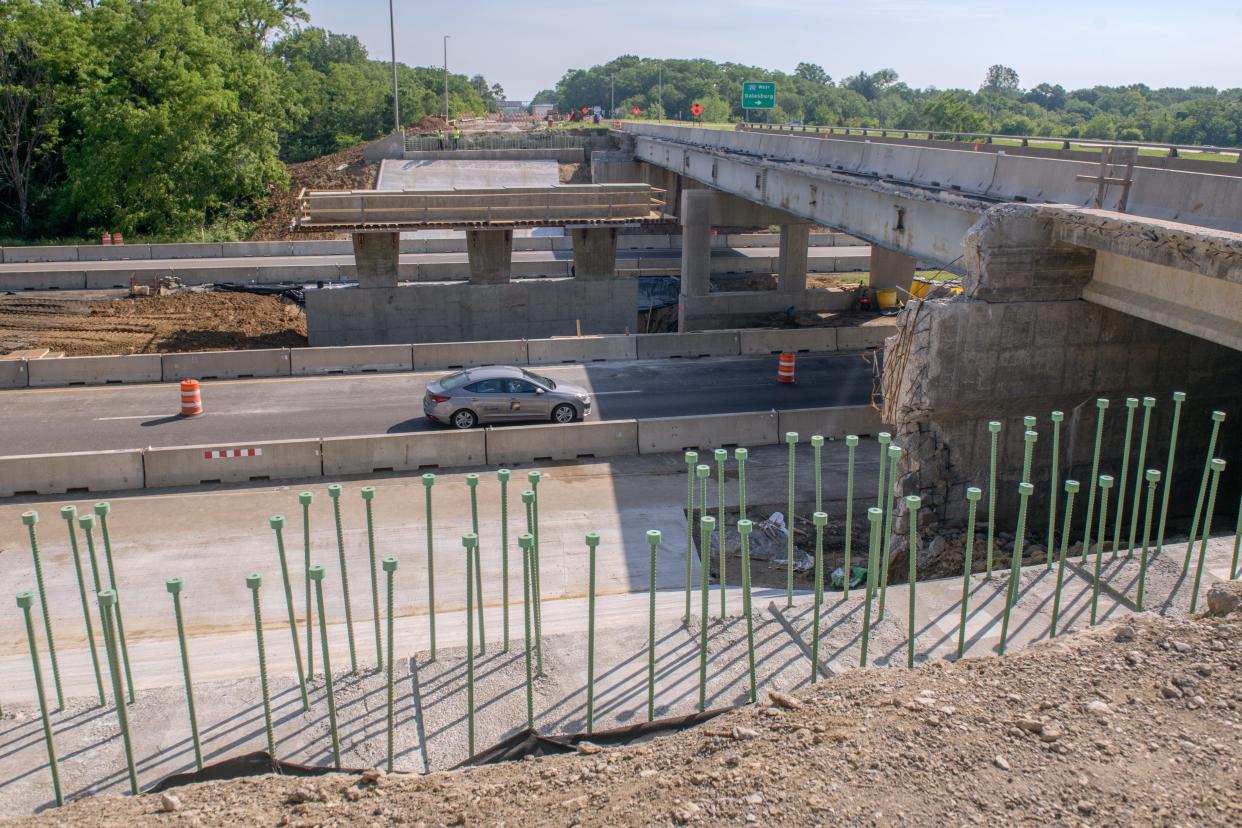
[466,229,514,285]
[570,227,619,280]
[352,232,400,288]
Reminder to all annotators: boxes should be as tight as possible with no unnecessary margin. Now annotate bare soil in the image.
[249,145,380,241]
[0,293,306,356]
[15,602,1242,826]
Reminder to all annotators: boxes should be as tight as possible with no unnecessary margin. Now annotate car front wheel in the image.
[551,403,577,424]
[451,409,478,430]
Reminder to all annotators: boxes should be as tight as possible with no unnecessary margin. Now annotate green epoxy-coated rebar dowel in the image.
[78,515,118,704]
[697,515,715,712]
[269,516,309,710]
[466,474,486,655]
[696,464,711,622]
[1156,391,1186,554]
[957,488,982,659]
[299,492,314,679]
[61,506,105,705]
[1111,399,1139,558]
[1137,471,1160,611]
[1046,412,1064,567]
[22,511,63,711]
[98,590,138,794]
[309,565,341,767]
[1081,399,1110,564]
[1127,399,1156,555]
[17,591,63,806]
[362,487,383,669]
[1185,411,1227,574]
[518,532,535,729]
[985,422,1001,578]
[844,435,859,600]
[646,529,661,721]
[735,448,748,522]
[166,577,202,770]
[585,532,600,733]
[528,471,544,674]
[715,448,728,620]
[327,484,358,673]
[812,434,825,513]
[93,503,134,705]
[382,556,398,772]
[999,482,1034,656]
[1050,480,1081,639]
[738,519,757,702]
[785,432,799,608]
[1189,459,1226,614]
[422,474,437,661]
[878,443,903,620]
[876,432,891,510]
[683,451,698,624]
[906,495,922,668]
[811,511,827,683]
[462,532,478,756]
[522,490,543,676]
[860,507,883,667]
[1020,416,1037,482]
[1090,475,1114,625]
[246,573,277,759]
[498,469,511,652]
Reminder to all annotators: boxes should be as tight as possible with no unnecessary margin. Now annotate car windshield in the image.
[439,370,471,390]
[521,369,556,390]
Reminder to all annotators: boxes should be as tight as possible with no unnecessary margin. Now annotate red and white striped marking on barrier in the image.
[203,448,262,460]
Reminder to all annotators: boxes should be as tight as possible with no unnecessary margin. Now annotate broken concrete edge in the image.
[0,324,897,390]
[0,405,884,498]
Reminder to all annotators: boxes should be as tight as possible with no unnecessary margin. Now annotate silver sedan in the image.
[423,365,593,429]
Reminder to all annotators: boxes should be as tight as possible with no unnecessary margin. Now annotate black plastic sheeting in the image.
[214,282,314,304]
[151,751,359,793]
[637,275,680,312]
[454,707,731,768]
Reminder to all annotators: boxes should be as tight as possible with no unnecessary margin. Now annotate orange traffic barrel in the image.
[777,352,796,384]
[180,379,203,416]
[112,231,124,245]
[101,232,112,245]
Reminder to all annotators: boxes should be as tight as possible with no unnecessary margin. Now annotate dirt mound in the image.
[19,612,1241,826]
[0,292,306,356]
[249,145,379,241]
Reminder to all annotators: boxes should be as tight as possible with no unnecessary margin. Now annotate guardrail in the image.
[403,134,607,152]
[0,323,896,390]
[0,405,883,497]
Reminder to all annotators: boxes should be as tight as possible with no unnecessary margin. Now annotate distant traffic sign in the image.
[690,102,703,118]
[741,82,776,110]
[631,106,641,115]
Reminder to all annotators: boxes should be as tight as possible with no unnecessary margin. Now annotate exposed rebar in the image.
[1189,459,1226,614]
[1184,412,1227,573]
[1081,399,1109,563]
[1137,471,1160,611]
[61,507,105,705]
[528,471,544,674]
[22,511,63,711]
[498,469,511,652]
[166,577,202,770]
[518,532,535,729]
[1050,481,1080,639]
[269,516,309,710]
[422,474,437,661]
[860,507,882,667]
[98,590,137,794]
[906,495,922,668]
[646,529,661,721]
[1046,412,1064,567]
[327,484,358,673]
[985,422,1001,578]
[844,435,858,600]
[362,487,383,670]
[246,573,276,759]
[999,482,1034,655]
[17,591,62,806]
[300,492,314,679]
[585,532,600,733]
[309,565,341,766]
[697,515,715,712]
[738,519,757,702]
[785,432,799,608]
[1156,392,1186,553]
[93,503,134,704]
[466,474,486,654]
[1090,475,1114,624]
[683,451,698,624]
[811,511,827,682]
[878,443,903,620]
[382,556,398,772]
[1127,399,1156,555]
[958,488,982,659]
[715,448,728,620]
[462,532,478,756]
[1111,399,1139,557]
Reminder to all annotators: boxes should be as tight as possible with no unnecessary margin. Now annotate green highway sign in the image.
[741,81,776,110]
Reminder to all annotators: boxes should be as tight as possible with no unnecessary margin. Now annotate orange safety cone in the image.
[101,232,113,245]
[180,379,203,416]
[777,352,796,384]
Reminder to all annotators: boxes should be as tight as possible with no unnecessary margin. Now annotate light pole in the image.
[610,76,615,117]
[442,35,451,125]
[658,67,663,117]
[388,0,399,134]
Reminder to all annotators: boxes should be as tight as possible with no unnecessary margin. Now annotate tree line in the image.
[548,56,1242,147]
[0,0,492,241]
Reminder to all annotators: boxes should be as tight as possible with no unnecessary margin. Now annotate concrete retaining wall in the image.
[638,410,779,454]
[485,420,639,465]
[527,335,637,365]
[0,360,28,389]
[776,405,884,439]
[0,449,145,497]
[26,354,163,387]
[321,431,485,475]
[162,349,291,381]
[143,439,322,488]
[291,345,413,376]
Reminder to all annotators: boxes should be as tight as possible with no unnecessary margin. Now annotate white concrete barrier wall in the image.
[485,420,639,465]
[0,449,145,497]
[162,349,292,381]
[526,335,637,365]
[144,439,322,488]
[740,327,839,355]
[411,340,528,370]
[837,324,897,351]
[26,354,163,387]
[290,345,414,376]
[321,431,485,476]
[635,331,741,360]
[776,405,884,439]
[638,410,779,454]
[0,359,28,389]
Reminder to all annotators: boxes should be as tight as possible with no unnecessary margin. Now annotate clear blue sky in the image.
[302,0,1242,100]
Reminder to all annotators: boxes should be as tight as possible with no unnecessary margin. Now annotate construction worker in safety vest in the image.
[436,129,445,150]
[452,127,462,149]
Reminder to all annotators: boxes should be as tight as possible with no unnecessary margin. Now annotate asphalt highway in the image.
[0,353,876,454]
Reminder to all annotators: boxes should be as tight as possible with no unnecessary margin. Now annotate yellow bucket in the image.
[876,288,899,310]
[909,277,934,299]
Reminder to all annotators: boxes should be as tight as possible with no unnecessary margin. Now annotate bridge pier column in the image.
[870,246,917,302]
[678,191,714,332]
[570,227,619,280]
[777,223,810,294]
[352,232,400,288]
[466,229,513,284]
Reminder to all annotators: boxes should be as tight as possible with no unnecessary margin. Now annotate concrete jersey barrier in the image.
[162,349,292,381]
[143,438,322,488]
[26,354,163,387]
[290,345,414,376]
[0,449,145,497]
[638,410,779,454]
[321,431,485,476]
[485,420,639,465]
[776,405,883,439]
[0,359,29,389]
